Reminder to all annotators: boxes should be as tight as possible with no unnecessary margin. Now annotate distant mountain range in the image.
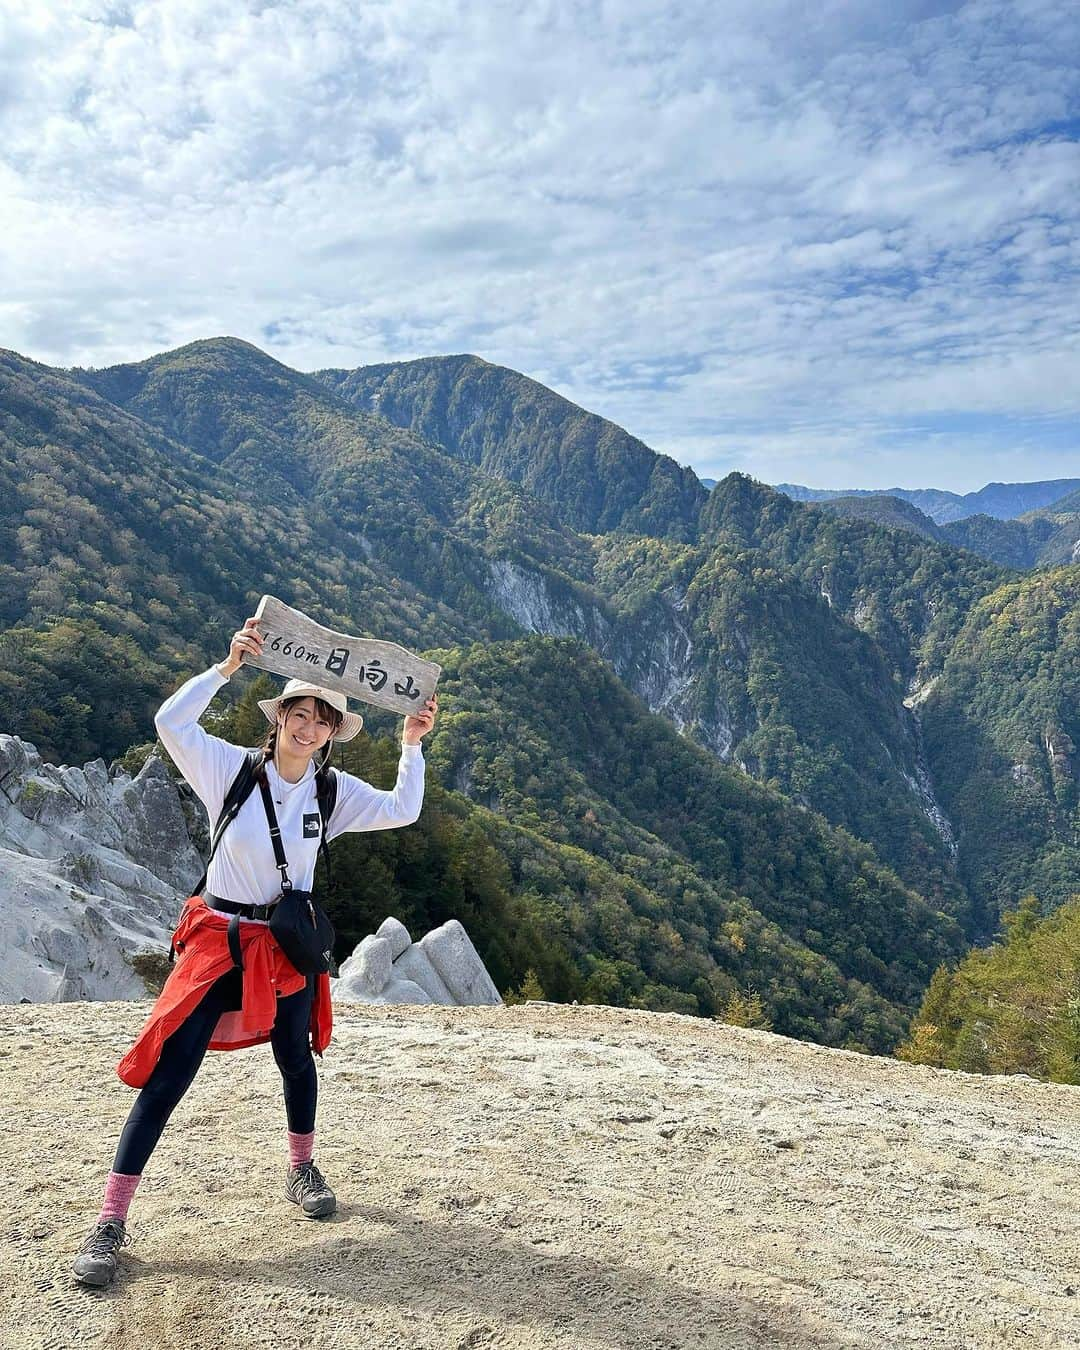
[771,479,1080,524]
[1,337,1077,1051]
[695,477,1080,569]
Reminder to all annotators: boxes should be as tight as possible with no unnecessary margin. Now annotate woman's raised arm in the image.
[326,743,425,838]
[153,615,259,814]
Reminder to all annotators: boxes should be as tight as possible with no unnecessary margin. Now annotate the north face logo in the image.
[322,951,332,963]
[303,813,321,838]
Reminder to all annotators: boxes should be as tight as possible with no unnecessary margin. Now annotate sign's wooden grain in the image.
[245,595,441,718]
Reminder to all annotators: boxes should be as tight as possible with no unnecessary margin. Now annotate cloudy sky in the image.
[3,1,1078,491]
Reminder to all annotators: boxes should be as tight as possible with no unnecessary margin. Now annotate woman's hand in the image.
[218,616,264,677]
[403,693,438,746]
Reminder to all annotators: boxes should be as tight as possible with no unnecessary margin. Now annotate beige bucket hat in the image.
[257,678,364,742]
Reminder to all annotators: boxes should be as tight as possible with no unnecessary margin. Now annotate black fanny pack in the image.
[269,888,335,978]
[246,772,336,977]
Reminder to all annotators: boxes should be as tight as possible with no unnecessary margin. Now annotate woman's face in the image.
[277,697,337,758]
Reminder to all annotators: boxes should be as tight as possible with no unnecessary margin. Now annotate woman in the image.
[72,615,437,1287]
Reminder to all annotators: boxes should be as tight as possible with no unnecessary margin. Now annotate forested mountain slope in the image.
[1,344,471,760]
[814,494,945,542]
[698,473,1009,688]
[310,351,1034,922]
[804,490,1080,574]
[139,619,963,1050]
[402,633,965,1048]
[314,353,707,540]
[918,565,1080,926]
[941,493,1080,569]
[3,340,612,759]
[3,337,1077,1013]
[900,891,1080,1083]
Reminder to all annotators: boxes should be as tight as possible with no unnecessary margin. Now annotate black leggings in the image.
[112,966,318,1175]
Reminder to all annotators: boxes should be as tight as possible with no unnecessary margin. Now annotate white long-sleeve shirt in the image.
[155,666,425,921]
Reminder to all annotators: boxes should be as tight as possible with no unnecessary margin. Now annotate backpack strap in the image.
[314,764,339,892]
[201,751,265,888]
[168,748,265,964]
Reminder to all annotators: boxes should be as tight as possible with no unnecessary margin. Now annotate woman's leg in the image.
[273,975,335,1216]
[110,968,240,1181]
[75,968,241,1281]
[270,975,318,1153]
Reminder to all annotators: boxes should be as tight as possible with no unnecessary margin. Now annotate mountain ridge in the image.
[314,351,708,540]
[4,336,1078,1025]
[774,477,1080,524]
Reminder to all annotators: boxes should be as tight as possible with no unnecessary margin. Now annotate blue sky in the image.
[1,0,1078,491]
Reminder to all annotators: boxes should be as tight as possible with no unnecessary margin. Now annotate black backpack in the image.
[168,749,339,962]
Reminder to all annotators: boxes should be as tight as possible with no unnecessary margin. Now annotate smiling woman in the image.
[256,686,353,787]
[70,613,438,1288]
[279,699,332,753]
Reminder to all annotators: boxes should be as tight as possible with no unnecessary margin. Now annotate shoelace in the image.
[293,1162,330,1196]
[79,1221,131,1257]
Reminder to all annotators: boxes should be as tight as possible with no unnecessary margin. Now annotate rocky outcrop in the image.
[333,915,502,1006]
[901,683,958,852]
[486,558,614,647]
[0,736,196,1003]
[1045,726,1076,786]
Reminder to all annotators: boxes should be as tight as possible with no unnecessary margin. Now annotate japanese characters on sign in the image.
[248,595,441,718]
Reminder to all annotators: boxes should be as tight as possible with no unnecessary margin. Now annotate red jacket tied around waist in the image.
[116,894,333,1089]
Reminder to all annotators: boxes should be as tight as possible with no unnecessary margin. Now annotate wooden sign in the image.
[247,595,441,718]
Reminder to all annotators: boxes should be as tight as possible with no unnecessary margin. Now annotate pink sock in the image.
[287,1129,315,1168]
[99,1171,142,1223]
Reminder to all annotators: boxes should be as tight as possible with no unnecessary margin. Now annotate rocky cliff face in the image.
[0,735,197,1003]
[480,555,954,872]
[485,557,726,752]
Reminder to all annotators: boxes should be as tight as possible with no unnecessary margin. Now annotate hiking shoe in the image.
[72,1218,130,1286]
[285,1160,337,1218]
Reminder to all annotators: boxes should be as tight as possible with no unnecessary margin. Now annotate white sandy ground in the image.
[0,999,1078,1350]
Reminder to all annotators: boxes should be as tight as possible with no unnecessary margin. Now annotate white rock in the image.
[0,735,198,1004]
[336,934,393,997]
[375,915,412,959]
[393,944,456,1005]
[419,919,502,1005]
[331,916,502,1006]
[377,978,435,1005]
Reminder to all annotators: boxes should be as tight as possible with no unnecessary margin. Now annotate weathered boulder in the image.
[374,915,411,959]
[336,934,394,998]
[376,978,434,1005]
[419,919,502,1005]
[394,943,455,1004]
[333,916,502,1006]
[0,735,197,1003]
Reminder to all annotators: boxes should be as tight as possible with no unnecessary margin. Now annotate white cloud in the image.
[0,0,1077,490]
